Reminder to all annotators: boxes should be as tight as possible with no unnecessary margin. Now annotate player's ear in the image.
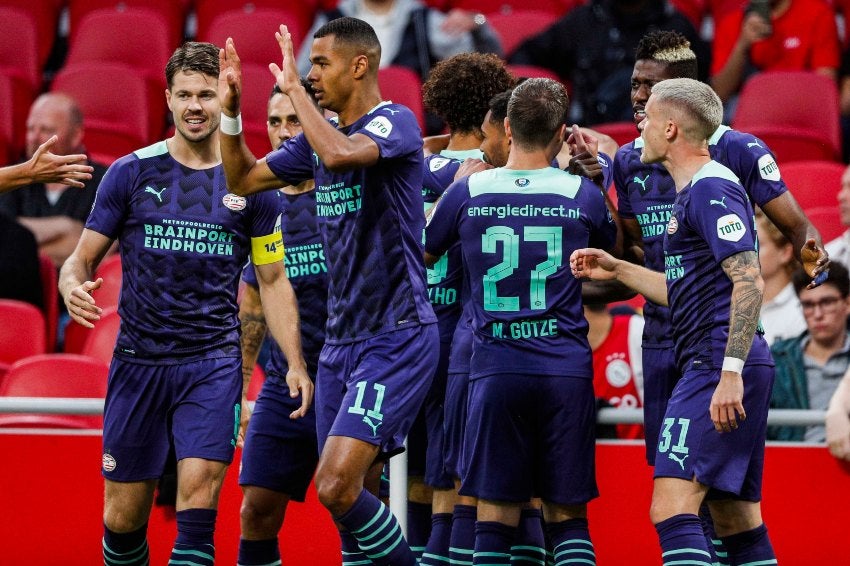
[352,54,369,79]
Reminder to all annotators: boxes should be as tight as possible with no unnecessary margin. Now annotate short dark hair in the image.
[423,53,515,134]
[487,89,513,126]
[315,16,381,66]
[507,78,569,149]
[270,79,320,108]
[165,41,220,88]
[793,261,850,297]
[635,30,698,81]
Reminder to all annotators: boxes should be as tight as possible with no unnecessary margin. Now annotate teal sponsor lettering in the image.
[467,204,579,219]
[664,254,684,281]
[143,221,235,256]
[316,184,362,216]
[428,286,457,305]
[507,318,558,340]
[491,322,504,338]
[283,242,327,279]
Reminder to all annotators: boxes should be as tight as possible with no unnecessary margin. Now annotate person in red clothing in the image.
[585,303,645,439]
[711,0,839,104]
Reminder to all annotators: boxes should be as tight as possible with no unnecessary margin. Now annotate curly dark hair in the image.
[634,30,698,80]
[422,53,515,134]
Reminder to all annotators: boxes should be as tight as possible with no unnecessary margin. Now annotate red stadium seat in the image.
[0,353,108,429]
[198,7,308,61]
[93,253,123,311]
[66,9,172,96]
[487,10,558,58]
[591,120,640,148]
[38,254,58,353]
[378,66,426,131]
[732,71,841,163]
[0,299,46,376]
[0,0,62,73]
[67,0,187,47]
[0,7,40,91]
[80,307,120,366]
[195,0,318,44]
[804,206,845,243]
[52,63,155,164]
[779,160,845,210]
[505,64,563,82]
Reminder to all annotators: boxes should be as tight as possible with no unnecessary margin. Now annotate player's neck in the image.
[166,133,221,169]
[446,131,483,152]
[665,149,711,191]
[336,89,383,128]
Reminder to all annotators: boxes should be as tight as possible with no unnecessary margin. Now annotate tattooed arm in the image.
[711,250,764,433]
[237,283,267,446]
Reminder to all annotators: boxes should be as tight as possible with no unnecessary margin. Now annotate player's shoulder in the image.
[425,153,462,172]
[691,160,741,189]
[614,138,641,160]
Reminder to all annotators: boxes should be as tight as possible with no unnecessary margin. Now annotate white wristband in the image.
[722,357,745,374]
[220,113,242,135]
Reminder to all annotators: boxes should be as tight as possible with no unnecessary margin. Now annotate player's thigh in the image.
[102,358,173,482]
[171,356,242,465]
[642,345,679,465]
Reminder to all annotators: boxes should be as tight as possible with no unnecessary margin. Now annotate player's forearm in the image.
[257,274,308,374]
[613,260,668,306]
[239,284,268,390]
[58,253,94,303]
[219,130,264,196]
[721,252,764,362]
[0,162,33,193]
[762,193,823,264]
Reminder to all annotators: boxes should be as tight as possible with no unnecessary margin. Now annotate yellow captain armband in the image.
[251,231,285,265]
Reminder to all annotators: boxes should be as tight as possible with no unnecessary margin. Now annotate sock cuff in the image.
[453,504,477,520]
[103,522,149,554]
[720,523,768,553]
[654,513,702,538]
[520,508,543,520]
[431,512,453,527]
[334,489,373,524]
[546,517,589,540]
[475,520,517,538]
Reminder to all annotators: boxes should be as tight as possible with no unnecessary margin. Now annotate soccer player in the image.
[415,51,516,566]
[58,42,311,566]
[426,78,616,566]
[219,17,438,566]
[236,81,328,566]
[0,135,92,192]
[572,77,778,566]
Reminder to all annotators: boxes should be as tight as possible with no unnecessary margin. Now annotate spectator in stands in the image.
[0,135,92,193]
[508,0,709,125]
[297,0,502,83]
[757,208,807,345]
[769,262,850,441]
[0,211,42,309]
[710,0,839,111]
[585,303,645,439]
[826,163,850,268]
[0,93,107,268]
[825,364,850,460]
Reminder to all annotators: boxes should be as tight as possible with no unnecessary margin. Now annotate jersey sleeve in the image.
[356,104,423,160]
[598,151,614,192]
[422,155,462,205]
[85,156,133,238]
[265,132,316,187]
[613,147,635,219]
[247,189,284,266]
[725,134,787,207]
[424,178,467,257]
[689,179,757,264]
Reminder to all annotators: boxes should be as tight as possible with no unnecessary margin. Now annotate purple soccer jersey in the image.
[663,161,773,371]
[243,189,328,379]
[86,141,283,363]
[266,103,436,344]
[614,126,787,347]
[426,166,616,379]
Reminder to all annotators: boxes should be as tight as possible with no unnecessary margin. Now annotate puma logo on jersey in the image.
[747,140,762,149]
[384,108,400,115]
[668,452,688,471]
[633,174,650,193]
[710,196,727,209]
[145,186,167,202]
[363,415,382,436]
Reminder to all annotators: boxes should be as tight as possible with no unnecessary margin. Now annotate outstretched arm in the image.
[761,192,828,287]
[0,136,93,192]
[570,247,667,305]
[58,229,114,329]
[711,250,763,433]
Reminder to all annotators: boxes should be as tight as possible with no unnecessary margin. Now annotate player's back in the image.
[455,166,616,378]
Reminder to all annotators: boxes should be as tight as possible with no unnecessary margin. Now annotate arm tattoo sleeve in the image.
[240,312,267,385]
[720,250,763,362]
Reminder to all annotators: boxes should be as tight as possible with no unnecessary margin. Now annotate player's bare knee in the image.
[103,505,148,534]
[706,500,762,536]
[315,472,359,515]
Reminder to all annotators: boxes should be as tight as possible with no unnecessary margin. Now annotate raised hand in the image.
[565,124,599,159]
[64,277,104,329]
[269,24,300,96]
[28,136,93,188]
[801,238,830,288]
[218,37,243,116]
